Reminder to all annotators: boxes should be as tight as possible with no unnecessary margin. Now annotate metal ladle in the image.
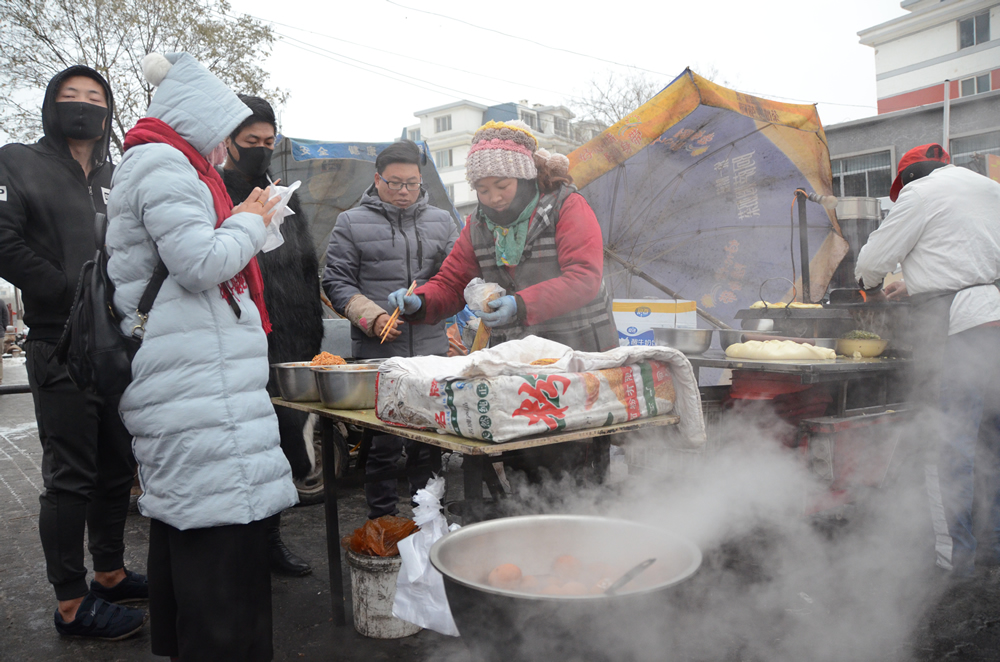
[604,558,656,596]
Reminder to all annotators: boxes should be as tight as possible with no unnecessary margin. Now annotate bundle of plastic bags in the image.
[392,476,461,636]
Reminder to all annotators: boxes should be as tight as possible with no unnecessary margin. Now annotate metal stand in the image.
[319,418,347,626]
[796,191,812,302]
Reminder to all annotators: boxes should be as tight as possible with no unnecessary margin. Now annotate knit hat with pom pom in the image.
[466,119,538,184]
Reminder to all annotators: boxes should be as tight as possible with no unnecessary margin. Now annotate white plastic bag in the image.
[261,179,301,252]
[392,476,461,636]
[463,278,505,313]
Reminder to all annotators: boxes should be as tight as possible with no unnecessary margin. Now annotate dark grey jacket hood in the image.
[39,65,115,167]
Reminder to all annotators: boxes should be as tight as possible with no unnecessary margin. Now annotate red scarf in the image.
[123,117,271,334]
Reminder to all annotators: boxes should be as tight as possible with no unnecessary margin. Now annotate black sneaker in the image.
[90,568,148,604]
[54,593,147,641]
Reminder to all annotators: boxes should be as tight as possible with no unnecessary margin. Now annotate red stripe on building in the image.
[877,74,999,114]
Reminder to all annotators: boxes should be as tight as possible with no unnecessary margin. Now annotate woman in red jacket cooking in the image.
[388,119,617,352]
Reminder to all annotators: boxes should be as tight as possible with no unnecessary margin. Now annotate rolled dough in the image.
[725,340,837,360]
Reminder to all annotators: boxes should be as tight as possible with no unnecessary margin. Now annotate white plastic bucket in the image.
[345,549,421,639]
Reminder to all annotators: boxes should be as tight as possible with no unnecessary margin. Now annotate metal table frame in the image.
[687,351,910,417]
[272,399,680,626]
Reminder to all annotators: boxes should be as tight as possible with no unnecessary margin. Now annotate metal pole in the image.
[603,247,734,330]
[943,79,951,151]
[797,192,811,302]
[320,418,347,626]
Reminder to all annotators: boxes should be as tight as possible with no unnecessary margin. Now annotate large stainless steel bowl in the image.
[651,327,713,355]
[311,365,377,409]
[430,515,701,661]
[271,362,320,402]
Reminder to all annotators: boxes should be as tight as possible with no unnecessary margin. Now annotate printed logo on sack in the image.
[512,374,571,431]
[101,187,110,204]
[635,307,651,317]
[482,430,493,441]
[477,399,490,414]
[479,415,492,429]
[476,383,489,398]
[0,185,6,201]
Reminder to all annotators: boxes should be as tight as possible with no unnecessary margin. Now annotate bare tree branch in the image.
[0,0,285,155]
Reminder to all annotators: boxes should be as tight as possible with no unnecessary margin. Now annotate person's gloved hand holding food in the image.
[388,288,422,315]
[476,295,517,328]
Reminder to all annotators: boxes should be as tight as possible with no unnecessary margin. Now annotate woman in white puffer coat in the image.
[106,52,297,661]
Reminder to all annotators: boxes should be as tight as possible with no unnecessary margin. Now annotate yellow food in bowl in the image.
[835,339,889,358]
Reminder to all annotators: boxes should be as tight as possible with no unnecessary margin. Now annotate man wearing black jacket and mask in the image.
[221,94,323,577]
[0,67,147,640]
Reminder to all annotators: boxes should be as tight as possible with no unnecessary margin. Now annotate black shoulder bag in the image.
[55,213,168,396]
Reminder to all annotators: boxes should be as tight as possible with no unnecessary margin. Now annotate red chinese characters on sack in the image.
[512,374,571,431]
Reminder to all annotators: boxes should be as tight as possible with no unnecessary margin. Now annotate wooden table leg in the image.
[320,418,347,627]
[462,454,486,523]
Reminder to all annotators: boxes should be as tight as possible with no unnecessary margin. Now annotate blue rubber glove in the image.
[387,288,422,315]
[476,295,517,328]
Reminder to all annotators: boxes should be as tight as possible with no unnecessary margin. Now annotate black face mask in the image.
[230,142,273,179]
[55,101,107,140]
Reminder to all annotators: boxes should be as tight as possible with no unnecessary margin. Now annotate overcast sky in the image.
[228,0,909,143]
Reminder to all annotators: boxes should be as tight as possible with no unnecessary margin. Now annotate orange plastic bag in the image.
[343,515,418,557]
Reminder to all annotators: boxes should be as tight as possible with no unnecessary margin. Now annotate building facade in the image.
[403,100,601,218]
[861,0,1000,114]
[826,0,1000,207]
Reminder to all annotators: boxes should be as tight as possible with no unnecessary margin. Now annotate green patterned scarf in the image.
[480,185,539,267]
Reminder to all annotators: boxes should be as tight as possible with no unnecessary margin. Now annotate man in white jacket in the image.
[856,143,1000,580]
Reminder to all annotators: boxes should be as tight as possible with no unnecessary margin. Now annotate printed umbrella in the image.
[569,69,848,329]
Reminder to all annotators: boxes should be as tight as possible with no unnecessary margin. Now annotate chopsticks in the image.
[380,280,417,344]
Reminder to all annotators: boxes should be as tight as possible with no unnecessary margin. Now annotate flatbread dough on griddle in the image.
[725,339,836,360]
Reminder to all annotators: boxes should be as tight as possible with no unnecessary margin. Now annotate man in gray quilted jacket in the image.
[323,140,459,517]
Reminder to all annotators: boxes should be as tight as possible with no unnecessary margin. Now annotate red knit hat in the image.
[889,143,950,201]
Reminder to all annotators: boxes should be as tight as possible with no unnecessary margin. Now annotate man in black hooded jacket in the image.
[0,66,147,640]
[221,94,324,577]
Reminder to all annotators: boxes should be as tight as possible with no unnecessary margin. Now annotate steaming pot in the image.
[430,515,701,661]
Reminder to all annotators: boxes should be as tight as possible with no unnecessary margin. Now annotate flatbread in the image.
[749,301,822,309]
[725,340,836,360]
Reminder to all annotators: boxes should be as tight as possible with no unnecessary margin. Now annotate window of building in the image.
[445,184,455,201]
[553,117,569,137]
[959,11,990,49]
[434,149,453,168]
[951,129,1000,172]
[408,128,421,142]
[831,150,893,198]
[434,115,452,133]
[519,111,537,130]
[960,73,991,97]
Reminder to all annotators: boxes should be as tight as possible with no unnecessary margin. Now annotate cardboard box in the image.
[613,299,697,347]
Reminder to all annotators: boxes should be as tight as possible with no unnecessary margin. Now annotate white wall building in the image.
[403,100,601,218]
[860,0,1000,113]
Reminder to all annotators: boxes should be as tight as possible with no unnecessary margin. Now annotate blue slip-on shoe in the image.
[89,568,148,604]
[54,593,147,641]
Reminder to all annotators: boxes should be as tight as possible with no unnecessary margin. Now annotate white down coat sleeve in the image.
[124,145,267,292]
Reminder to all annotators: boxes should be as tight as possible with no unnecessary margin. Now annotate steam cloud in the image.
[426,403,948,662]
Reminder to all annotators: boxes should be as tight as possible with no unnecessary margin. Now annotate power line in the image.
[384,0,675,78]
[382,0,877,111]
[219,9,577,100]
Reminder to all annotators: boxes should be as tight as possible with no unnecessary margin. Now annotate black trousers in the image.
[25,340,136,601]
[148,518,273,661]
[365,434,441,519]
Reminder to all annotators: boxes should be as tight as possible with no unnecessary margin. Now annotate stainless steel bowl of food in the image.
[271,362,320,402]
[312,365,378,409]
[430,515,702,661]
[651,327,713,355]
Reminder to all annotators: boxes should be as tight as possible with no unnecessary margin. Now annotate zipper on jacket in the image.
[398,208,415,357]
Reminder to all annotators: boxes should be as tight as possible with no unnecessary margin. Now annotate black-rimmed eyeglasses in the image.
[378,174,422,191]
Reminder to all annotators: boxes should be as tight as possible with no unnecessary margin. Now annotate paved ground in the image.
[3,355,1000,661]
